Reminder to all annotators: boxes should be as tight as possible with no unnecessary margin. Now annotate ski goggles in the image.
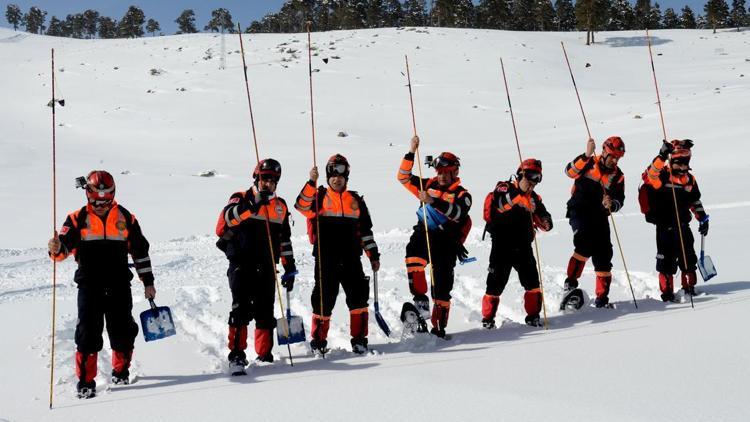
[327,163,349,177]
[524,171,542,183]
[432,156,458,171]
[89,199,113,208]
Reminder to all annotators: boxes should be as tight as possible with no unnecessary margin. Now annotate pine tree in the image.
[383,0,403,26]
[705,0,730,33]
[680,5,697,28]
[5,4,22,31]
[454,0,476,27]
[477,0,512,29]
[512,0,536,30]
[555,0,577,30]
[98,16,118,38]
[662,8,679,28]
[649,1,663,28]
[82,10,99,38]
[403,0,427,26]
[146,18,161,36]
[634,0,651,29]
[46,16,63,36]
[366,0,384,27]
[728,0,747,30]
[62,13,84,38]
[118,5,145,38]
[314,0,332,30]
[175,9,198,34]
[23,6,47,34]
[575,0,609,44]
[205,8,234,33]
[534,0,557,30]
[608,0,634,30]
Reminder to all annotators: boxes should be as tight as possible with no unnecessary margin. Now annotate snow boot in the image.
[659,273,675,302]
[254,328,273,363]
[75,351,97,398]
[111,349,132,385]
[76,380,96,399]
[482,318,496,329]
[681,271,697,295]
[481,294,500,329]
[430,300,450,338]
[310,314,331,354]
[524,314,542,327]
[594,295,610,308]
[351,337,369,355]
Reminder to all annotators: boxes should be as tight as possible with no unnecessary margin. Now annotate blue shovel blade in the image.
[277,315,306,345]
[698,254,717,281]
[140,306,177,342]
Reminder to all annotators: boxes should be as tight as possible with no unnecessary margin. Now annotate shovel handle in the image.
[148,298,157,310]
[373,271,379,304]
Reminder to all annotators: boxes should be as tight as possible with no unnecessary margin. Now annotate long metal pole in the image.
[49,47,58,410]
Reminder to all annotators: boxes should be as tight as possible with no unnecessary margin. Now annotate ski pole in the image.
[307,22,327,357]
[237,24,294,366]
[499,58,549,329]
[646,30,693,309]
[49,48,58,410]
[561,42,638,309]
[404,55,437,295]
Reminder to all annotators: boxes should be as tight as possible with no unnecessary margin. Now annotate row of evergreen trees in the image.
[3,4,235,38]
[4,1,748,40]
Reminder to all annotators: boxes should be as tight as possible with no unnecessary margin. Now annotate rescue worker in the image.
[641,140,708,301]
[562,137,625,309]
[48,170,155,399]
[397,135,472,338]
[215,159,296,374]
[294,154,380,354]
[481,159,552,328]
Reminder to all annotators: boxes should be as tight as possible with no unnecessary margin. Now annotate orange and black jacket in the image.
[215,187,295,272]
[484,180,552,244]
[294,181,379,263]
[642,155,706,226]
[397,152,472,236]
[565,153,625,220]
[50,202,153,287]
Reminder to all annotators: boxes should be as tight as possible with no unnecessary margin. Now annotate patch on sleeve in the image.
[464,196,471,207]
[60,226,69,235]
[228,197,241,204]
[497,184,508,193]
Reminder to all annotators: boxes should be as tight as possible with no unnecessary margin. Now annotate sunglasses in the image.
[327,163,348,176]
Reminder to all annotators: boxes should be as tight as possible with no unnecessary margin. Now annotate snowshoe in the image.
[351,338,369,355]
[229,357,249,376]
[111,369,130,385]
[430,327,447,339]
[661,292,678,303]
[594,296,609,309]
[560,288,585,311]
[524,315,543,327]
[400,302,428,336]
[310,339,329,356]
[481,318,496,330]
[413,296,431,320]
[76,380,96,399]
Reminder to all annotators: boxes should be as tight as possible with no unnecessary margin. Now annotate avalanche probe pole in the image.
[49,48,58,410]
[646,30,693,309]
[307,22,327,357]
[237,24,294,366]
[561,42,638,309]
[404,55,437,294]
[499,58,549,329]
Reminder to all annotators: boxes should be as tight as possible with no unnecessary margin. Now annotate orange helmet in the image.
[517,158,542,183]
[602,136,625,158]
[85,170,115,204]
[430,152,460,173]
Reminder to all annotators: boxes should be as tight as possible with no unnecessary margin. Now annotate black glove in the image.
[457,245,469,262]
[258,190,274,205]
[659,140,674,159]
[699,219,709,236]
[281,271,295,291]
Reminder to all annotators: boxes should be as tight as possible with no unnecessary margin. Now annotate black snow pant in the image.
[485,241,539,295]
[75,285,139,354]
[656,224,697,275]
[405,228,458,302]
[311,254,369,316]
[570,216,613,272]
[228,261,277,330]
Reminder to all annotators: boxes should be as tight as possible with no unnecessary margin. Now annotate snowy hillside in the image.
[1,26,749,421]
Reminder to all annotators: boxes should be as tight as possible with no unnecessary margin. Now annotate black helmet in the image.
[325,154,350,179]
[253,158,282,182]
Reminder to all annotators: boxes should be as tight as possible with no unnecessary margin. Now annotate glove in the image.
[699,218,709,236]
[659,140,674,159]
[281,272,295,291]
[258,190,274,205]
[457,245,469,262]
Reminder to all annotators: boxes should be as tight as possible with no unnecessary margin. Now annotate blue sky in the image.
[2,0,710,34]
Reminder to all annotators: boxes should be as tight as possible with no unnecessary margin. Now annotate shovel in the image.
[140,299,177,342]
[277,284,306,345]
[372,271,392,337]
[698,234,717,282]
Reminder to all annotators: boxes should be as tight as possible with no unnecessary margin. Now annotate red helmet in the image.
[602,136,626,158]
[85,170,115,203]
[431,152,460,173]
[253,158,282,182]
[517,158,543,183]
[671,139,694,150]
[326,154,350,179]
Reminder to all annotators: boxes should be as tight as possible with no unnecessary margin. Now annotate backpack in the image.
[638,172,657,224]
